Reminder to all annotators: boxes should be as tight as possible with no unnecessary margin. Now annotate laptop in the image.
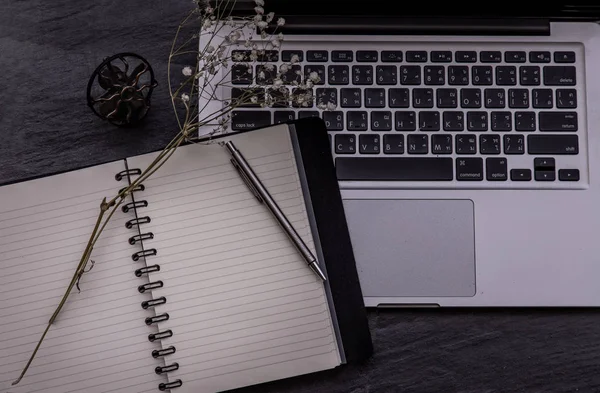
[199,2,600,307]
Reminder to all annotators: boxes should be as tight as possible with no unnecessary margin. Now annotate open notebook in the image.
[0,120,371,393]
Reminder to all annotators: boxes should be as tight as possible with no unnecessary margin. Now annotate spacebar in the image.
[336,157,454,181]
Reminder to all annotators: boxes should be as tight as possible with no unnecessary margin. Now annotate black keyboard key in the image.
[232,64,252,85]
[365,88,386,108]
[291,88,314,108]
[515,111,536,131]
[556,89,577,108]
[340,88,361,107]
[529,51,551,63]
[558,169,580,181]
[413,88,433,108]
[448,66,469,85]
[376,65,398,85]
[534,157,556,181]
[539,112,578,131]
[456,157,484,181]
[432,134,453,154]
[281,65,302,85]
[357,50,378,62]
[554,51,576,63]
[400,66,421,85]
[527,135,579,154]
[328,65,350,85]
[304,65,325,85]
[460,89,482,108]
[381,51,403,62]
[504,134,525,155]
[353,65,374,85]
[323,111,344,131]
[406,51,427,62]
[424,66,445,85]
[347,111,369,131]
[371,111,393,131]
[395,111,416,131]
[407,134,429,154]
[281,50,304,62]
[316,88,338,107]
[456,51,477,63]
[535,170,555,181]
[472,66,493,85]
[443,111,464,131]
[331,50,353,62]
[256,65,275,85]
[335,134,356,154]
[496,66,517,85]
[486,157,508,181]
[274,110,295,124]
[336,157,453,181]
[437,88,458,108]
[231,50,250,62]
[520,66,541,86]
[480,51,502,63]
[389,88,410,108]
[491,111,512,131]
[456,134,477,154]
[231,111,271,130]
[231,87,264,107]
[544,66,576,86]
[431,51,452,62]
[467,112,488,131]
[532,89,553,108]
[359,134,380,154]
[511,168,532,181]
[509,89,529,108]
[257,50,279,62]
[484,89,506,108]
[298,111,319,119]
[480,134,501,154]
[307,50,328,62]
[505,51,526,63]
[383,134,405,154]
[267,87,290,108]
[419,111,440,131]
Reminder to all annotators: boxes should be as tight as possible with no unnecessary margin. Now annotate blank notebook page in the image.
[127,125,341,393]
[0,161,166,393]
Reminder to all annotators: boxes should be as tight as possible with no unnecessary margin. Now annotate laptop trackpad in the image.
[343,199,476,297]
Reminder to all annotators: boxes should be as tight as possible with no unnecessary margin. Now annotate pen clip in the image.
[230,158,263,203]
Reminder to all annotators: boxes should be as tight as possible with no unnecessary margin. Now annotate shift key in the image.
[231,111,271,130]
[539,112,578,131]
[528,135,578,155]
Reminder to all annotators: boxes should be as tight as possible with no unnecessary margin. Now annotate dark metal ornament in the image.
[87,52,158,127]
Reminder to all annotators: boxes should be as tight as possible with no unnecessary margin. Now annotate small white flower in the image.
[309,71,320,83]
[181,93,190,102]
[278,32,284,41]
[233,52,245,61]
[280,64,289,73]
[266,12,275,23]
[257,21,268,29]
[254,6,264,14]
[253,14,262,23]
[204,6,213,14]
[264,64,275,71]
[271,39,280,48]
[206,45,215,53]
[261,31,268,39]
[273,78,283,88]
[247,66,252,74]
[277,17,285,26]
[317,102,327,110]
[252,43,258,50]
[244,39,252,48]
[290,54,300,64]
[249,51,258,62]
[250,96,258,104]
[258,71,266,80]
[254,0,264,5]
[306,80,314,88]
[202,18,212,30]
[326,102,337,111]
[182,66,193,76]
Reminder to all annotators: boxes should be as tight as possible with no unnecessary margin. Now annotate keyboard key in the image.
[231,50,251,62]
[505,51,526,63]
[424,66,445,85]
[371,111,393,131]
[281,50,304,62]
[281,64,302,85]
[509,89,529,108]
[274,110,295,124]
[496,66,517,85]
[456,51,477,63]
[257,50,279,62]
[256,65,275,85]
[267,87,289,108]
[539,112,577,131]
[520,66,541,86]
[480,51,502,63]
[554,51,576,63]
[407,134,429,154]
[556,89,577,108]
[533,158,556,181]
[365,88,386,108]
[486,157,508,181]
[460,88,482,108]
[304,65,325,85]
[544,66,576,86]
[431,51,452,62]
[437,88,458,108]
[381,51,403,62]
[231,87,264,107]
[484,89,506,108]
[527,134,578,154]
[529,51,551,63]
[389,88,410,108]
[328,65,350,85]
[307,50,328,62]
[383,134,405,154]
[511,168,532,181]
[504,134,525,154]
[406,51,427,62]
[535,170,555,181]
[353,65,374,85]
[316,88,338,107]
[491,112,512,131]
[395,111,416,131]
[231,110,271,130]
[413,88,433,108]
[467,112,488,131]
[448,66,469,85]
[400,66,421,85]
[515,112,536,131]
[456,135,477,154]
[231,64,252,85]
[558,169,580,181]
[347,111,369,131]
[432,134,453,154]
[480,134,501,154]
[340,88,361,107]
[323,111,344,131]
[331,50,353,62]
[419,111,440,131]
[472,66,493,85]
[335,134,356,154]
[376,65,398,85]
[357,50,378,62]
[532,89,553,108]
[335,157,453,180]
[456,157,483,181]
[291,88,314,108]
[298,111,319,118]
[359,134,380,154]
[442,111,464,131]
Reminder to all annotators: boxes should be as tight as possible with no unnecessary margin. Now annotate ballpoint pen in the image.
[224,140,327,282]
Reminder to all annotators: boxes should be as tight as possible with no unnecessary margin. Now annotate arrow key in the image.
[510,169,532,181]
[558,169,580,181]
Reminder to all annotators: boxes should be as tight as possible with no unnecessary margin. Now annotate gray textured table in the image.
[1,1,600,392]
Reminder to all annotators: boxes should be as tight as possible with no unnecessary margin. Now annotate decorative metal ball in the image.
[87,52,158,127]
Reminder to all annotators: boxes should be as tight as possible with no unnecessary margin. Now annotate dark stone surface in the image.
[1,1,600,392]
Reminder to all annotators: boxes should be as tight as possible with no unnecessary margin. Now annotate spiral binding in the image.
[117,167,181,390]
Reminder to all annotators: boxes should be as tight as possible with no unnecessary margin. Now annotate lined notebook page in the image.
[126,124,341,393]
[0,161,167,393]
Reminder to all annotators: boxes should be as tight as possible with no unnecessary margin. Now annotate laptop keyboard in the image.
[228,43,585,188]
